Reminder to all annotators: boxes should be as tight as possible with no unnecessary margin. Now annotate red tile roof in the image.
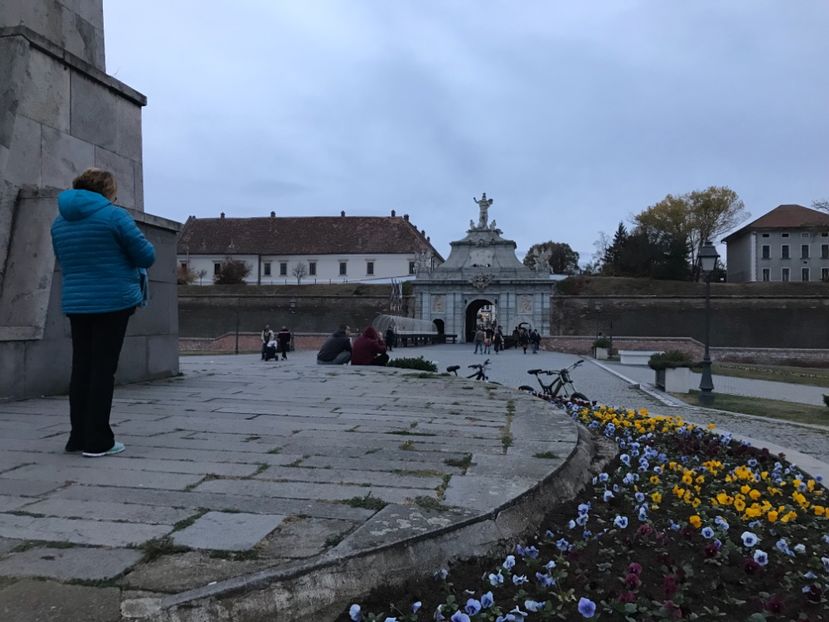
[722,204,829,242]
[177,215,443,259]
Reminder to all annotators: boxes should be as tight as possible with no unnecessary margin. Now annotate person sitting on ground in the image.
[276,326,292,360]
[351,326,390,366]
[317,324,352,365]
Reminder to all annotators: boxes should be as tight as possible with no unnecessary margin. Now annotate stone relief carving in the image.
[517,294,533,313]
[431,294,445,313]
[470,274,493,290]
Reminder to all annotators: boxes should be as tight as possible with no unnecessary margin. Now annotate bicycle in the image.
[447,359,491,381]
[518,359,589,403]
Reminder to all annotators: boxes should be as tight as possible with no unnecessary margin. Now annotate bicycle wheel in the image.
[570,392,589,402]
[518,385,535,392]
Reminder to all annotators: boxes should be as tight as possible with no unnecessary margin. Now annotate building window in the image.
[263,262,271,276]
[180,261,188,270]
[822,232,828,237]
[339,262,347,276]
[781,233,789,238]
[782,268,790,282]
[802,268,810,282]
[823,268,829,281]
[309,261,317,276]
[279,262,288,276]
[761,268,770,282]
[761,233,769,238]
[801,245,810,259]
[802,232,810,238]
[213,262,221,275]
[761,245,770,259]
[409,261,416,275]
[822,245,829,259]
[366,261,374,275]
[781,245,789,259]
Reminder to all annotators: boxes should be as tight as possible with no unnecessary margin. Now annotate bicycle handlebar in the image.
[527,359,584,376]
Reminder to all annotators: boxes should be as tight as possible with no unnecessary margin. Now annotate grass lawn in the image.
[673,390,829,426]
[710,361,829,388]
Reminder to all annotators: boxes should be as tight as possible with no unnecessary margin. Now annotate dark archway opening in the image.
[465,299,495,342]
[433,319,445,335]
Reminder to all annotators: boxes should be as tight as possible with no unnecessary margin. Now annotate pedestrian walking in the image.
[276,326,291,360]
[261,324,274,360]
[473,327,485,354]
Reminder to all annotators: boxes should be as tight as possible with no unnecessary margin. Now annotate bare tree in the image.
[812,199,829,213]
[196,269,207,285]
[292,262,307,285]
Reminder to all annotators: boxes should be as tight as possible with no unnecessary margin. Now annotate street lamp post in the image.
[698,241,720,405]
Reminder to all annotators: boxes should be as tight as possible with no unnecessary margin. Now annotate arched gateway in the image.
[412,194,554,343]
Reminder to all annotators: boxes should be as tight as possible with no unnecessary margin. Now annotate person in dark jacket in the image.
[276,326,292,360]
[384,326,396,352]
[260,324,274,360]
[352,326,389,366]
[317,325,352,364]
[51,168,155,458]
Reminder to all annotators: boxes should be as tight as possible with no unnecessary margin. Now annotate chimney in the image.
[421,229,425,236]
[220,212,225,219]
[340,210,346,217]
[403,214,409,221]
[427,236,430,242]
[270,211,275,217]
[391,209,396,217]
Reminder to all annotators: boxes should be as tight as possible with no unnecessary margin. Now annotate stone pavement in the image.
[421,345,829,470]
[1,344,826,620]
[0,349,603,621]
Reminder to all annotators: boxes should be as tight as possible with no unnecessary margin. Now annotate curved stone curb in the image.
[123,425,616,621]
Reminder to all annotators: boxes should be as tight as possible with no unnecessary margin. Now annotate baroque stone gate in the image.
[411,194,553,342]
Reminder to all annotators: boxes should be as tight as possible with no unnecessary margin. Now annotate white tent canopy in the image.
[372,314,437,335]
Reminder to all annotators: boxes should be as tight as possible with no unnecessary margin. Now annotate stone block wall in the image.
[0,4,180,399]
[552,294,829,348]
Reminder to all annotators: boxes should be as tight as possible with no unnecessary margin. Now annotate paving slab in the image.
[0,537,21,556]
[0,348,601,619]
[0,546,142,580]
[0,580,121,622]
[119,551,274,593]
[0,495,34,512]
[171,511,285,551]
[0,513,171,547]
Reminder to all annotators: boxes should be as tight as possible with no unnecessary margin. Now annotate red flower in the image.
[763,594,784,614]
[625,573,642,590]
[627,562,643,576]
[618,591,637,604]
[743,558,761,574]
[704,543,719,558]
[663,574,679,598]
[636,524,654,538]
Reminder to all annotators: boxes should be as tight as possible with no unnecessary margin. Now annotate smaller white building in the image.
[177,210,443,285]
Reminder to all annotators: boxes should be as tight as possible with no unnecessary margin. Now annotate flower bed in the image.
[341,403,828,621]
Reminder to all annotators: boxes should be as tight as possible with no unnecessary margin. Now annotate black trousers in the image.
[68,308,133,453]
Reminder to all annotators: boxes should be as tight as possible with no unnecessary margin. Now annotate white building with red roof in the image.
[722,204,829,282]
[176,210,443,284]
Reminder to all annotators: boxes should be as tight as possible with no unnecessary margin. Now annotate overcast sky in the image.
[104,1,829,263]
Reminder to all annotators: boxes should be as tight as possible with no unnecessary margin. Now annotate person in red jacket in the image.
[351,326,389,366]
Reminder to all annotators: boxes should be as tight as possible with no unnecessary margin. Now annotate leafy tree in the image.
[292,262,307,285]
[635,186,748,280]
[523,241,580,274]
[601,223,690,280]
[213,258,250,284]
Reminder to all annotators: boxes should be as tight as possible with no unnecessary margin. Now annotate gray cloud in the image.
[103,0,829,262]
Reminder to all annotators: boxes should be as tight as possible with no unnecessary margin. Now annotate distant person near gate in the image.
[277,326,292,360]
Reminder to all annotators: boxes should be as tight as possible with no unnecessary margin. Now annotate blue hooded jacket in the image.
[51,189,156,314]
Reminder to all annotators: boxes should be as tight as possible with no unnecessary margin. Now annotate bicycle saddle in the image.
[527,369,542,375]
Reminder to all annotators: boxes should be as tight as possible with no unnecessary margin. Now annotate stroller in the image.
[263,340,278,361]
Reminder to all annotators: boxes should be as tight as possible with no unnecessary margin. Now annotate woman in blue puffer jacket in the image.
[51,168,155,457]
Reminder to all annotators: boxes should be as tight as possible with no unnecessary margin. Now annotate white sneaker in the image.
[83,441,126,458]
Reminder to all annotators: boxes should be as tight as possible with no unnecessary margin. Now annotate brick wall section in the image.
[180,333,329,354]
